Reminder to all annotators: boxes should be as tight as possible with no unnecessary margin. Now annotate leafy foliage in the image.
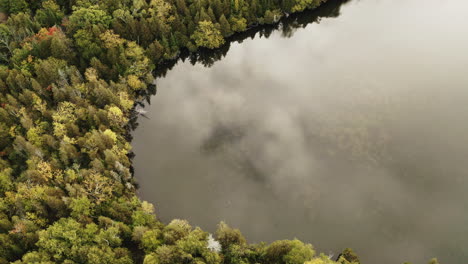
[191,21,224,49]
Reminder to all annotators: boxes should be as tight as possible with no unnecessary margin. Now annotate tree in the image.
[291,0,315,13]
[69,196,94,221]
[144,246,178,264]
[35,0,65,27]
[148,0,175,35]
[337,248,360,264]
[146,40,165,62]
[265,239,315,264]
[219,14,232,36]
[163,219,192,244]
[73,29,103,61]
[83,172,114,204]
[107,105,127,128]
[141,229,163,252]
[211,0,223,18]
[0,168,14,194]
[263,10,276,24]
[207,7,217,22]
[0,0,29,14]
[283,240,315,264]
[305,254,338,264]
[191,20,224,49]
[67,5,112,33]
[18,218,134,264]
[215,222,246,250]
[229,16,247,32]
[199,8,212,22]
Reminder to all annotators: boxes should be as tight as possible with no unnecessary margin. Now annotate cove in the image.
[132,0,468,263]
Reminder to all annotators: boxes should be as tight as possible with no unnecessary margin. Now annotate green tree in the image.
[215,221,246,250]
[291,0,315,12]
[163,219,192,244]
[265,239,315,264]
[191,20,224,49]
[305,254,338,264]
[219,14,232,36]
[264,10,277,24]
[337,248,360,264]
[67,5,112,34]
[146,40,165,62]
[0,0,29,14]
[211,0,223,18]
[18,218,133,264]
[207,7,217,22]
[229,16,247,32]
[35,0,65,27]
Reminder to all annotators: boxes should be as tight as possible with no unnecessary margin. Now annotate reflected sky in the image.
[132,0,468,263]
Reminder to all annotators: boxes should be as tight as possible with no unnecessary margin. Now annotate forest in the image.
[0,0,438,263]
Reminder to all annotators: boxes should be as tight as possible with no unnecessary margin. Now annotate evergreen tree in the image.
[0,0,29,14]
[219,14,232,36]
[211,0,223,19]
[207,7,217,22]
[200,8,212,22]
[35,0,65,27]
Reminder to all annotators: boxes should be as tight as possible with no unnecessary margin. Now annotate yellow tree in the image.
[191,21,224,49]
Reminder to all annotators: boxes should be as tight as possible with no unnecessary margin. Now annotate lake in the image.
[132,0,468,263]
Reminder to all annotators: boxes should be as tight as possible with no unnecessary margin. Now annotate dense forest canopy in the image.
[0,0,439,263]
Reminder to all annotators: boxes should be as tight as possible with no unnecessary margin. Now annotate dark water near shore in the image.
[132,0,468,263]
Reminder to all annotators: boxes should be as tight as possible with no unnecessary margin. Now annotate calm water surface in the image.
[132,0,468,263]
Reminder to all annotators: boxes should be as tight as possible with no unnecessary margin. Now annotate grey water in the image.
[132,0,468,263]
